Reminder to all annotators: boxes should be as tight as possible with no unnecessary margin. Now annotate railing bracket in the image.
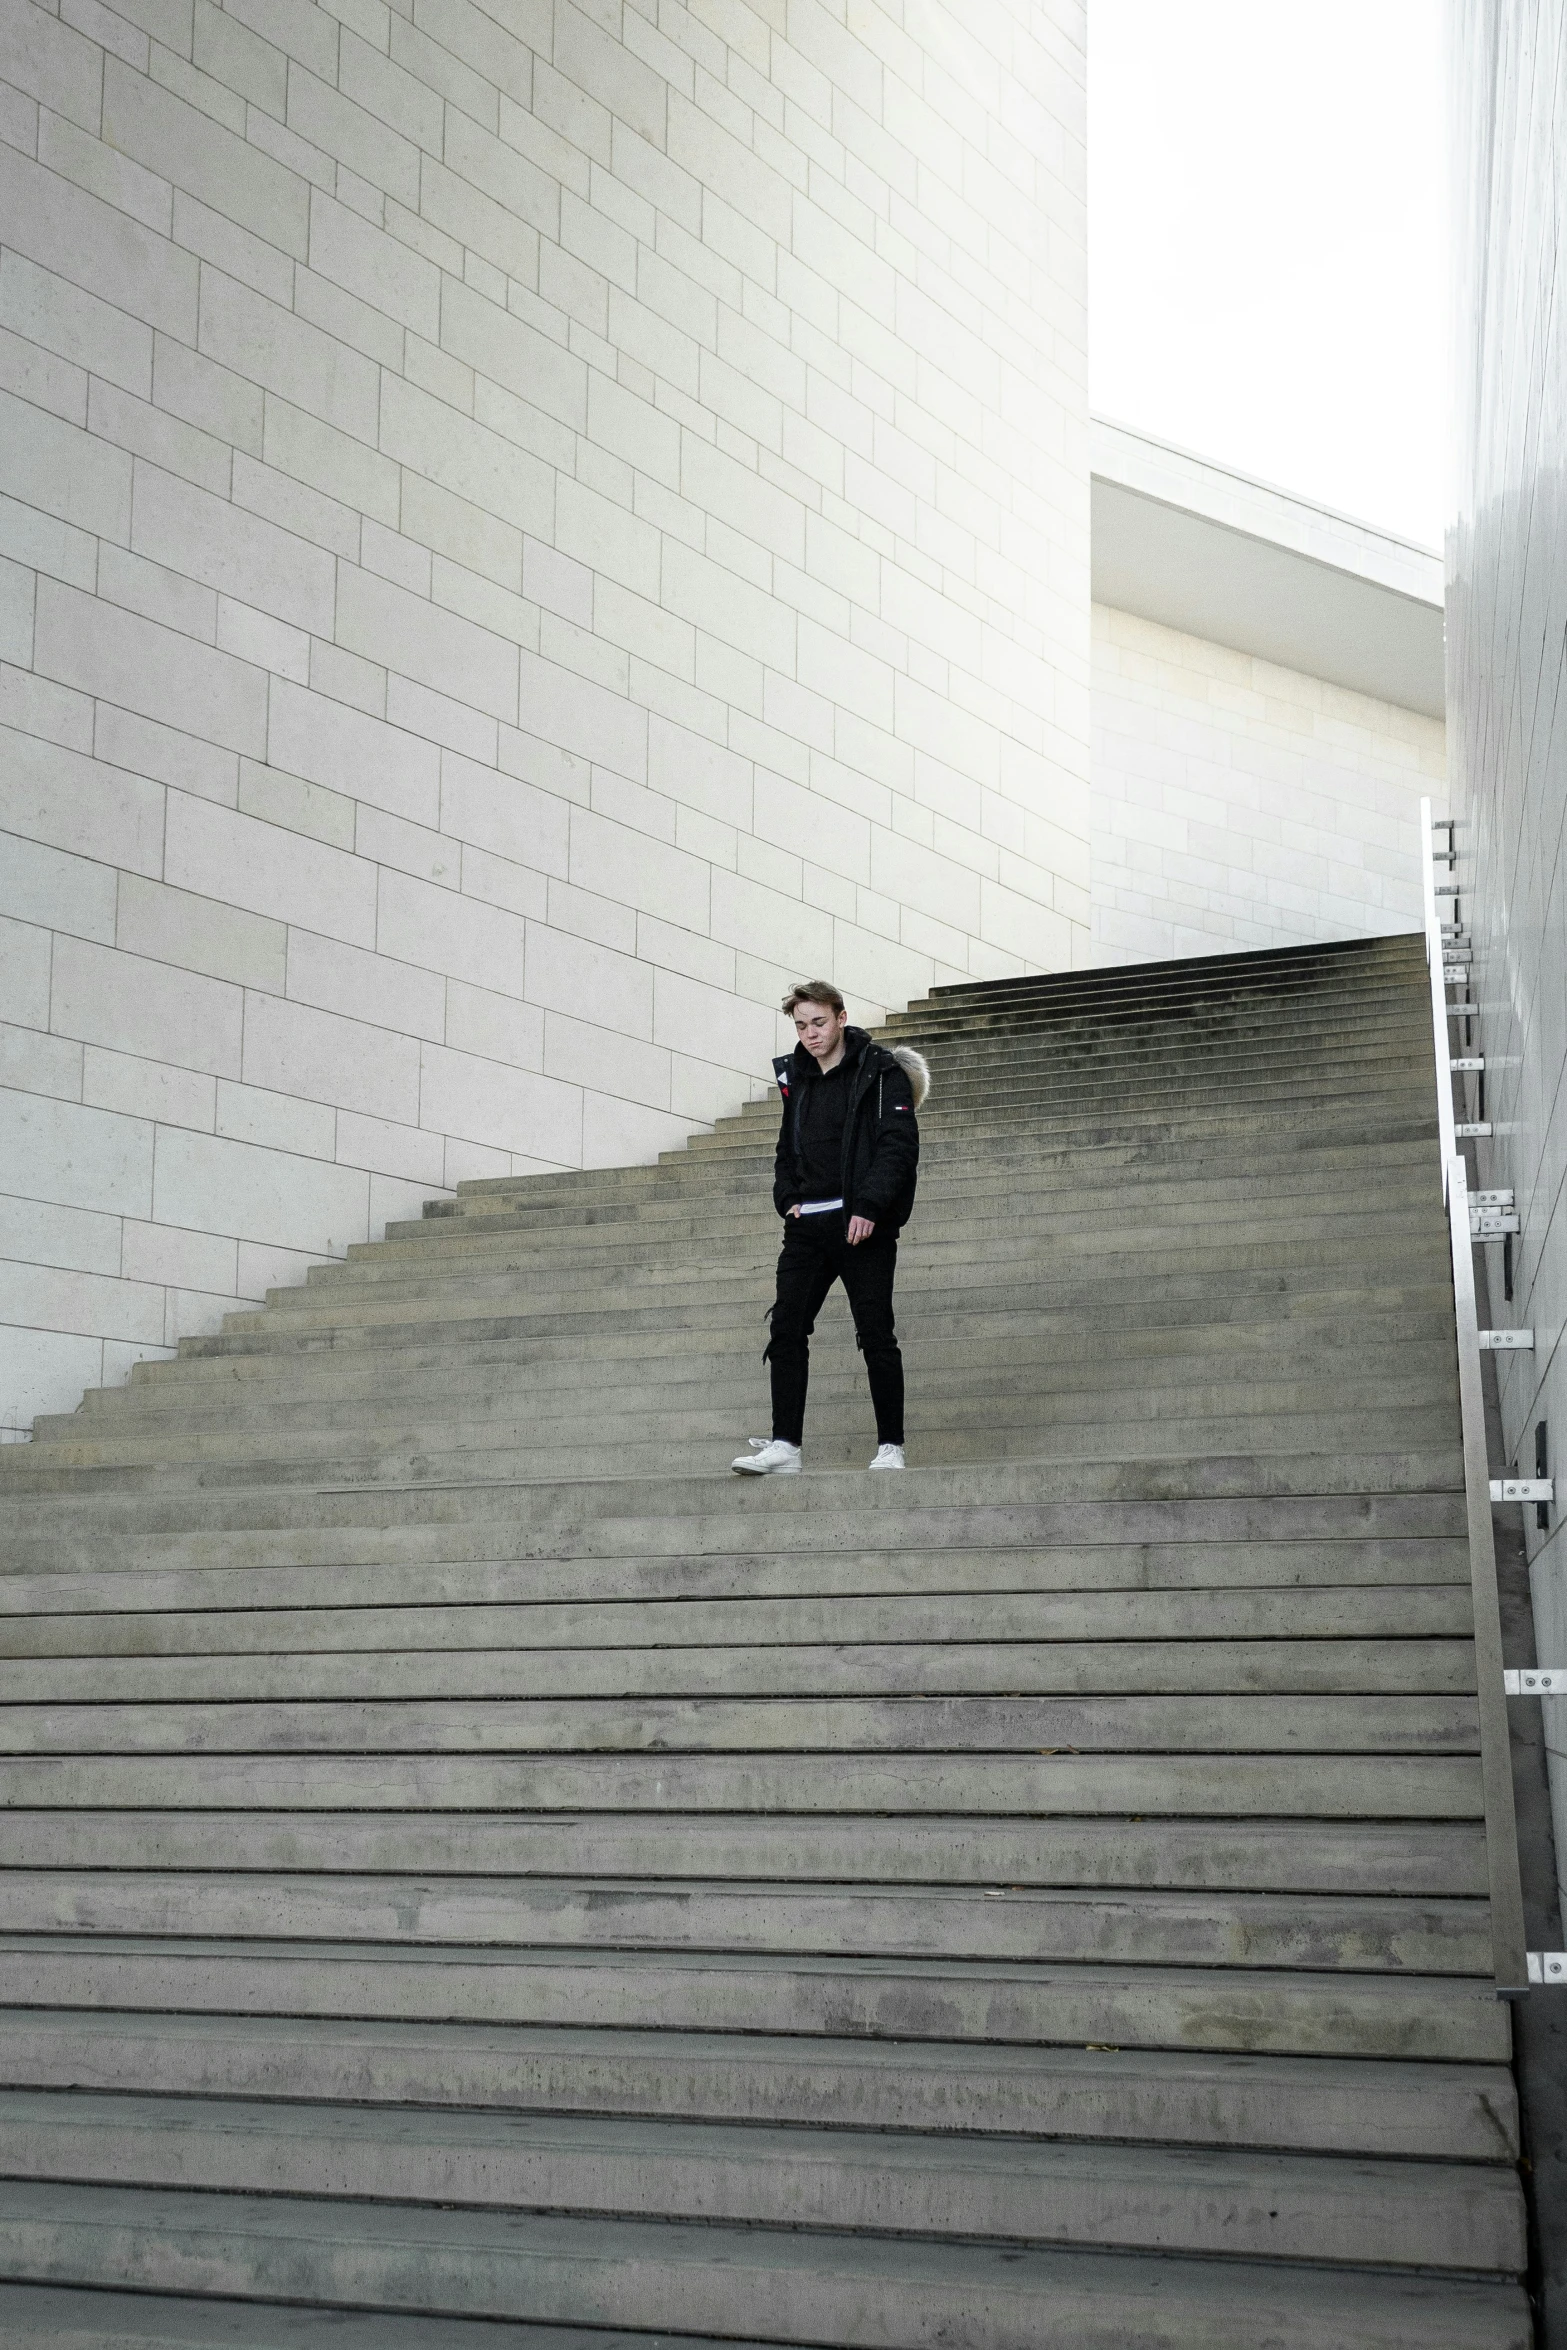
[1421,797,1529,1996]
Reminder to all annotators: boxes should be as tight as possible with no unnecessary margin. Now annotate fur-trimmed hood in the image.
[784,1028,930,1108]
[889,1044,930,1109]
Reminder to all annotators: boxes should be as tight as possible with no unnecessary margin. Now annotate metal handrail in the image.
[1419,799,1460,1190]
[1419,795,1528,1994]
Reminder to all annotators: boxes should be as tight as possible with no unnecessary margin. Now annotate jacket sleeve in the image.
[773,1084,800,1219]
[854,1056,919,1219]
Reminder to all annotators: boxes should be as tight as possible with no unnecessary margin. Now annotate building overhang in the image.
[1090,419,1446,719]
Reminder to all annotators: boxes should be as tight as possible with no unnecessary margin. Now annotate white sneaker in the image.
[732,1437,802,1476]
[868,1443,906,1470]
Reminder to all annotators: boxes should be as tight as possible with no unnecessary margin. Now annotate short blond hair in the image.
[782,980,844,1016]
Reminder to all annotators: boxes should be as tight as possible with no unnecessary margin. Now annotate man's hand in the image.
[846,1215,875,1245]
[786,1203,801,1218]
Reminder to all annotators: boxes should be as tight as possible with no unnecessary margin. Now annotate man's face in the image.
[794,1001,847,1063]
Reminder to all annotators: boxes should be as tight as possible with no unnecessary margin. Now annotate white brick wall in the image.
[0,0,1090,1435]
[1449,0,1567,1919]
[1091,603,1447,966]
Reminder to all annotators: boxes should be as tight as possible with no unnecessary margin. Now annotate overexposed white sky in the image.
[1089,0,1447,548]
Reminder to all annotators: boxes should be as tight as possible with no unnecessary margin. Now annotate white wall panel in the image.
[1448,0,1567,1920]
[0,0,1088,1432]
[1091,604,1446,966]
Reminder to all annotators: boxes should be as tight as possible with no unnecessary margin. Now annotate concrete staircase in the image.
[0,933,1531,2346]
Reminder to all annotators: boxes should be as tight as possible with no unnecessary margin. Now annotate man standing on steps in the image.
[733,981,928,1476]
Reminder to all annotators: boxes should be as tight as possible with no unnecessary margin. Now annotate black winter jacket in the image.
[772,1028,920,1232]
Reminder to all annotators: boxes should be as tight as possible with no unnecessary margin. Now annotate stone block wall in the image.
[1448,0,1567,1916]
[0,0,1089,1434]
[1091,603,1446,966]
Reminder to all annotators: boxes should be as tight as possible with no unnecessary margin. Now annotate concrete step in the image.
[0,1745,1484,1817]
[302,1193,1446,1292]
[1,1812,1487,1894]
[675,1103,1437,1164]
[258,1242,1443,1331]
[407,1128,1444,1233]
[894,953,1427,1018]
[898,1064,1434,1119]
[884,1034,1429,1081]
[142,1264,1467,1346]
[702,1072,1436,1139]
[382,1155,1448,1229]
[216,1260,1454,1347]
[0,2012,1516,2157]
[0,1583,1478,1653]
[0,1536,1472,1622]
[34,1410,1467,1487]
[694,1089,1437,1141]
[241,1224,1449,1325]
[0,1691,1478,1757]
[884,1017,1432,1066]
[142,1295,1458,1395]
[0,1466,1475,1557]
[0,1938,1511,2058]
[22,1379,1462,1468]
[404,1167,1439,1241]
[85,1382,1446,1463]
[887,1010,1431,1056]
[887,993,1432,1042]
[0,2283,718,2350]
[763,1000,1432,1054]
[464,1101,1435,1191]
[0,2092,1524,2272]
[66,1365,1452,1452]
[0,1873,1492,1973]
[684,1090,1433,1158]
[891,1028,1434,1077]
[397,1148,1443,1234]
[74,1325,1458,1428]
[884,988,1431,1043]
[872,1037,1434,1094]
[189,1276,1453,1361]
[282,1191,1456,1279]
[0,2181,1528,2346]
[0,1635,1477,1703]
[21,1392,1464,1469]
[159,1280,1458,1372]
[887,967,1426,1021]
[894,938,1422,1004]
[0,1417,1465,1493]
[367,1176,1444,1260]
[0,1433,1469,1501]
[59,1305,1459,1403]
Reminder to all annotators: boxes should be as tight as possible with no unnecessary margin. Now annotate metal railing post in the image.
[1420,797,1459,1190]
[1447,1155,1529,1992]
[1418,797,1528,1994]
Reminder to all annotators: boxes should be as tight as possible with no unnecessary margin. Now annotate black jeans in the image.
[767,1215,904,1446]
